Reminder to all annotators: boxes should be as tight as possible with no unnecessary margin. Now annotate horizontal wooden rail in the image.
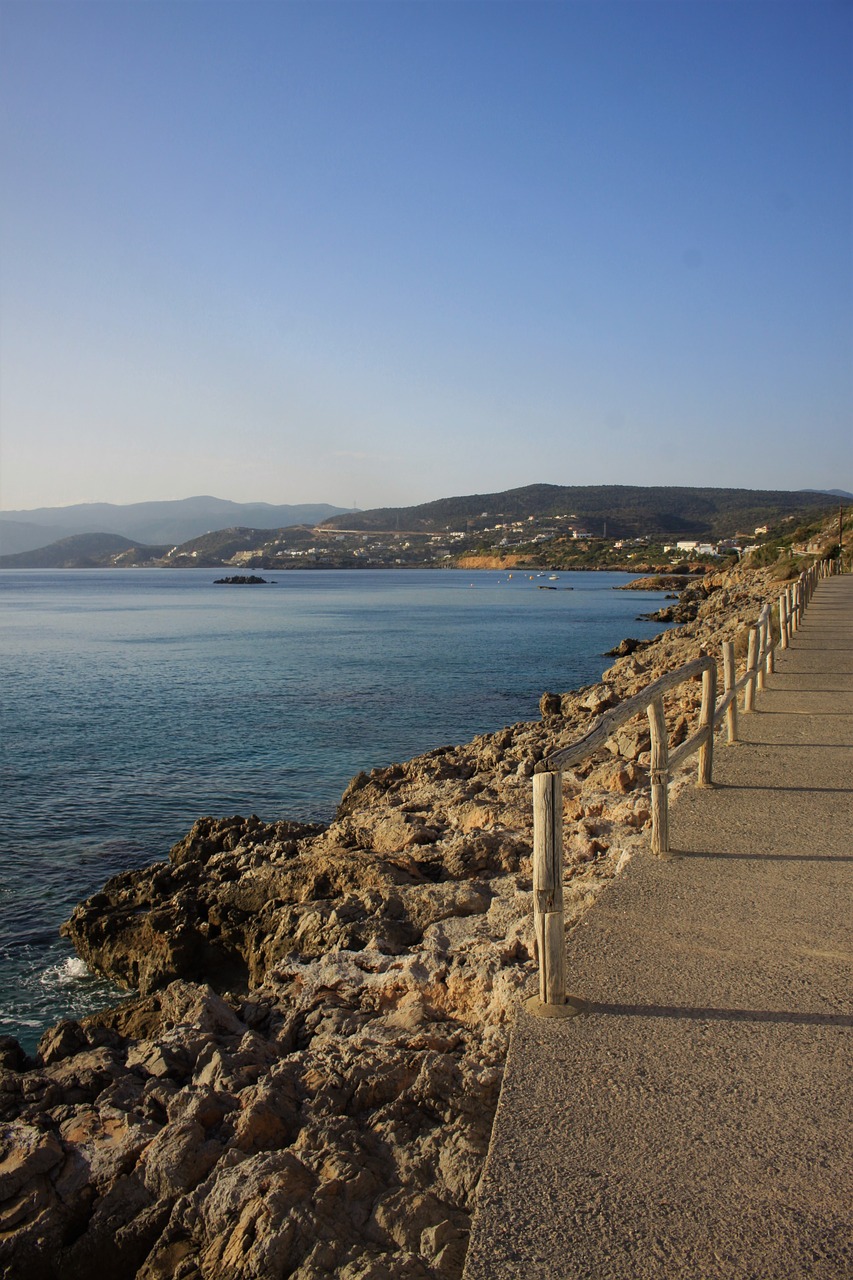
[529,556,835,1012]
[667,724,712,774]
[538,656,713,773]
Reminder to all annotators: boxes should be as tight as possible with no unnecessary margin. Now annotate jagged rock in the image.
[605,724,651,761]
[37,1019,90,1066]
[605,636,648,657]
[580,685,616,715]
[0,1035,28,1072]
[538,691,562,718]
[0,1125,64,1201]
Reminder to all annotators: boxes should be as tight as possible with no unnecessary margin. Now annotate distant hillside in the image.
[0,520,63,556]
[0,533,168,569]
[0,526,319,570]
[0,496,353,555]
[319,484,842,539]
[168,527,298,558]
[162,526,316,566]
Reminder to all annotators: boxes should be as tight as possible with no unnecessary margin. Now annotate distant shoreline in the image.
[0,563,708,576]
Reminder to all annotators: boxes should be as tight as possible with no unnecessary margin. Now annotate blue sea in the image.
[0,568,672,1051]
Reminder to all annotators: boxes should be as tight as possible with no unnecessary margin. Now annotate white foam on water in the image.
[39,955,91,988]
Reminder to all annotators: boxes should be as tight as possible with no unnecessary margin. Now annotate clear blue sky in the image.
[1,0,850,511]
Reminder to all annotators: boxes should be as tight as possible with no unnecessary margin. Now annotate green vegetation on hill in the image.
[745,507,853,578]
[161,526,318,567]
[319,484,840,540]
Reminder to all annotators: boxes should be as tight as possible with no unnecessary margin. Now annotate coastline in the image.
[1,561,788,1279]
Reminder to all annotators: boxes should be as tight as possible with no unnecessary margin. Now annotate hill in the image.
[319,484,842,539]
[159,526,317,567]
[0,497,353,556]
[0,533,168,569]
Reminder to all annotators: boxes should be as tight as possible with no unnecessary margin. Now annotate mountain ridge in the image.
[318,483,844,539]
[0,497,353,556]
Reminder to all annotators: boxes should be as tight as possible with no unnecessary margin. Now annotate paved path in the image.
[464,575,853,1280]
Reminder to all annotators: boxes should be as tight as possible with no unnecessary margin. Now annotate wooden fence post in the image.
[647,696,669,855]
[744,627,759,712]
[779,594,788,649]
[757,615,767,692]
[532,771,565,1006]
[697,661,716,785]
[722,641,738,743]
[766,599,776,675]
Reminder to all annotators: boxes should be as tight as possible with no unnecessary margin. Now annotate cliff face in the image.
[0,564,785,1280]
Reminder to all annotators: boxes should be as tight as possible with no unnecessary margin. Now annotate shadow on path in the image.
[675,849,853,863]
[586,1001,853,1027]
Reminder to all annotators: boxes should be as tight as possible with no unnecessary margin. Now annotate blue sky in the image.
[1,0,850,511]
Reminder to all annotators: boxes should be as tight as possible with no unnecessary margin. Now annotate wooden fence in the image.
[530,557,838,1012]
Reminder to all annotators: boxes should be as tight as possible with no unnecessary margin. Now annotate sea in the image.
[0,567,673,1052]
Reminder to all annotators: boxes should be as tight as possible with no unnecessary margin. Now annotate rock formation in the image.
[0,562,789,1279]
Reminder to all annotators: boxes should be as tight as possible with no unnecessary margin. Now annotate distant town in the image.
[155,513,790,573]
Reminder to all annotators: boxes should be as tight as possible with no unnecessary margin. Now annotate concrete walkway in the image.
[464,575,853,1280]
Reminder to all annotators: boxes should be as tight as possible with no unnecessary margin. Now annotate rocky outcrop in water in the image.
[0,563,787,1279]
[213,575,270,585]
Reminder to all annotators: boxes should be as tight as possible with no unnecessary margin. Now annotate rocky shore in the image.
[1,562,789,1279]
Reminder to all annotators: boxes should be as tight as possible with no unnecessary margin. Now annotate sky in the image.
[0,0,850,513]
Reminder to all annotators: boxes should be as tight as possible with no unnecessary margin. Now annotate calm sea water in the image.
[0,568,671,1050]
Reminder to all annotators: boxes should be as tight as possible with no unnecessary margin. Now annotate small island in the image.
[213,574,271,585]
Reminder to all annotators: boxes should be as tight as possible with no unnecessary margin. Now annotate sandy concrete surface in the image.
[464,575,852,1280]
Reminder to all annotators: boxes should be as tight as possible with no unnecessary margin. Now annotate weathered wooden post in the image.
[697,661,716,785]
[744,627,759,712]
[647,696,669,854]
[765,601,776,675]
[757,615,767,692]
[779,594,788,649]
[532,771,566,1006]
[722,641,738,743]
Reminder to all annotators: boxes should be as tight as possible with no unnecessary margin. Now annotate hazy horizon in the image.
[2,1,850,511]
